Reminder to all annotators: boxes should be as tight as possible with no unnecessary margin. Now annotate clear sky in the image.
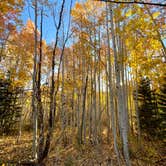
[21,0,78,44]
[21,0,166,46]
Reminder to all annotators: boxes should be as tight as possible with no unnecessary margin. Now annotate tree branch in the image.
[97,0,166,7]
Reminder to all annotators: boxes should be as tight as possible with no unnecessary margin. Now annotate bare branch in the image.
[97,0,166,7]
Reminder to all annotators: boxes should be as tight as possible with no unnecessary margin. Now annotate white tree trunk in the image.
[32,0,38,161]
[109,3,131,166]
[106,3,120,164]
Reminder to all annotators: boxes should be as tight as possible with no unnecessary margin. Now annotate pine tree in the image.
[0,78,22,135]
[137,77,158,137]
[157,74,166,139]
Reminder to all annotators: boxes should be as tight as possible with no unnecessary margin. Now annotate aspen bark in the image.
[109,3,131,166]
[98,27,102,138]
[106,3,120,164]
[80,72,88,144]
[32,0,38,161]
[61,47,65,131]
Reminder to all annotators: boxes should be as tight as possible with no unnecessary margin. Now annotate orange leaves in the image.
[71,2,84,20]
[75,2,83,11]
[80,31,89,40]
[0,0,23,19]
[71,3,89,27]
[1,19,43,87]
[7,23,16,31]
[0,0,23,59]
[71,0,104,27]
[25,19,35,32]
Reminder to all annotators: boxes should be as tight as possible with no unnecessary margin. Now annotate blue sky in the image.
[21,0,78,44]
[21,0,166,47]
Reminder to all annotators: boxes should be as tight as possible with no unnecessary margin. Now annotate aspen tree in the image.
[38,6,44,161]
[32,0,38,161]
[106,2,120,164]
[109,3,131,166]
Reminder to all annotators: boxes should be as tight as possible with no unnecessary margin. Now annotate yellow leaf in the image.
[152,12,160,19]
[125,9,132,17]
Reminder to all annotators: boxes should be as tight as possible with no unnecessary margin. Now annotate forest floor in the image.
[0,132,165,166]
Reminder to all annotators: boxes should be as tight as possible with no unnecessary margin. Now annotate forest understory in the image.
[0,131,165,166]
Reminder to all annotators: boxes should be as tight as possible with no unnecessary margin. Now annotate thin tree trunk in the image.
[89,60,93,140]
[134,69,141,142]
[93,29,98,143]
[109,3,130,166]
[128,76,134,134]
[105,59,111,144]
[106,3,120,164]
[80,72,88,144]
[72,46,76,130]
[40,0,65,161]
[32,0,38,161]
[98,27,102,139]
[38,7,45,162]
[61,24,66,132]
[61,46,65,130]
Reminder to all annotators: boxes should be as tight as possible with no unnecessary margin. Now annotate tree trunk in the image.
[109,3,130,166]
[32,0,38,161]
[80,72,88,144]
[40,0,65,161]
[106,3,120,164]
[37,7,45,162]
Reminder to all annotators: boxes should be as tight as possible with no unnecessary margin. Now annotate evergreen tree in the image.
[157,74,166,139]
[137,77,158,137]
[0,78,22,135]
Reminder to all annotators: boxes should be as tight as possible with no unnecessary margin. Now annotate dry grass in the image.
[0,132,165,166]
[0,132,33,164]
